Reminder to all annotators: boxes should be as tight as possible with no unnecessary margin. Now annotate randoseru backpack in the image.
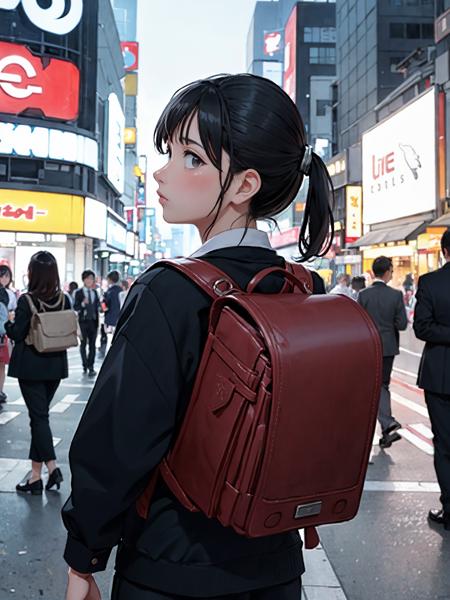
[0,301,8,336]
[25,293,78,353]
[137,258,382,549]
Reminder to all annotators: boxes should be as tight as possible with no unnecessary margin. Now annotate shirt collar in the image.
[373,278,386,285]
[190,228,273,258]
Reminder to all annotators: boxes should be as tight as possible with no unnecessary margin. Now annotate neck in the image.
[197,218,257,244]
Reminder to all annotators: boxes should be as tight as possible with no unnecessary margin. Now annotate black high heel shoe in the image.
[46,467,63,491]
[16,478,43,495]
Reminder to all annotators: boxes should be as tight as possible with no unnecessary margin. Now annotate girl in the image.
[63,74,333,600]
[6,251,68,495]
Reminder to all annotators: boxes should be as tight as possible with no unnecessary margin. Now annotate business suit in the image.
[62,237,325,598]
[104,284,122,328]
[6,293,70,462]
[358,281,408,432]
[413,262,450,514]
[74,287,100,371]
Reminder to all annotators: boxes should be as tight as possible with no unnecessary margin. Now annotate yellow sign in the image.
[345,185,362,243]
[124,127,136,145]
[0,189,84,235]
[125,73,138,96]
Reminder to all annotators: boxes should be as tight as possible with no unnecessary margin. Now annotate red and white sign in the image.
[0,203,47,222]
[264,31,282,56]
[121,42,139,72]
[283,6,297,103]
[269,226,300,249]
[0,41,80,120]
[345,186,362,244]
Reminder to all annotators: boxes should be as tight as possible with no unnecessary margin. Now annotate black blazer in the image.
[413,262,450,394]
[358,281,408,356]
[62,248,325,596]
[103,284,121,327]
[5,293,70,381]
[73,288,100,325]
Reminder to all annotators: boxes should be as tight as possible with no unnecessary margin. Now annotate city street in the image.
[0,330,449,600]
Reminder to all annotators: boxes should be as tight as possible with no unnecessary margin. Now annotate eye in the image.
[184,151,204,169]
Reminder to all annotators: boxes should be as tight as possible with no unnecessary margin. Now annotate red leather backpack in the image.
[137,258,382,549]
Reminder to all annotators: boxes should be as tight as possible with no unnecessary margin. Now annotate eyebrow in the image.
[185,137,204,150]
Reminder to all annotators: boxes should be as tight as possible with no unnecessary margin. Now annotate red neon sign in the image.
[0,204,48,221]
[0,41,80,121]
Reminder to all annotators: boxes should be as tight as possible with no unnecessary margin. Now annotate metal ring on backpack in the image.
[213,279,235,297]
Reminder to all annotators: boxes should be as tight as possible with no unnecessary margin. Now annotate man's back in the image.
[358,282,408,356]
[413,263,450,394]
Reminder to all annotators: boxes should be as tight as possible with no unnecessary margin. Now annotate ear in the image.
[229,169,262,207]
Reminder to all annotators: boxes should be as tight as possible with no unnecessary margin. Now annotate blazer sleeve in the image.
[73,290,83,314]
[413,276,450,345]
[394,290,408,331]
[5,295,31,342]
[61,280,184,573]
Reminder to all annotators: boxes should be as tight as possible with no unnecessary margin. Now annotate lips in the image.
[157,191,168,205]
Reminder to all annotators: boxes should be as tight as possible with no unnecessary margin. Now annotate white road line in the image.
[4,382,94,390]
[53,437,61,447]
[364,480,439,492]
[411,423,433,440]
[399,346,422,358]
[392,391,429,418]
[0,411,20,425]
[393,366,418,378]
[49,401,71,414]
[300,533,347,599]
[8,397,25,405]
[399,428,434,456]
[61,394,80,404]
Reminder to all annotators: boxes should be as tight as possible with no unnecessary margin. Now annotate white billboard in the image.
[84,197,106,240]
[362,89,436,225]
[107,92,125,195]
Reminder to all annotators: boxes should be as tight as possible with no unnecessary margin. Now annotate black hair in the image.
[372,256,393,278]
[441,228,450,255]
[81,270,95,281]
[154,74,334,261]
[351,276,366,291]
[107,270,120,284]
[121,279,129,290]
[28,251,60,301]
[68,281,79,293]
[0,264,13,287]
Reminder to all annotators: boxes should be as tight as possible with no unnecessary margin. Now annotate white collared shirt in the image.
[190,228,273,258]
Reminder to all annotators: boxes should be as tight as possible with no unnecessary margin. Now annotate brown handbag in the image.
[137,259,382,549]
[24,293,78,353]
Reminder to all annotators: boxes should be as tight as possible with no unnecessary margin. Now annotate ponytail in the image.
[297,151,334,262]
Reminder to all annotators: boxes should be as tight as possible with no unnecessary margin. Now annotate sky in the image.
[136,0,257,229]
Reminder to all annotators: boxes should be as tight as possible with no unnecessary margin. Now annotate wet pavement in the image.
[0,329,449,599]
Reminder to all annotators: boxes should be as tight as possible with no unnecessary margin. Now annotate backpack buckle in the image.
[213,278,235,297]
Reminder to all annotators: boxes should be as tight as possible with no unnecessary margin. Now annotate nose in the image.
[153,164,167,184]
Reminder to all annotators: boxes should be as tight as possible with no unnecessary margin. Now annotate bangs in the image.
[154,79,231,172]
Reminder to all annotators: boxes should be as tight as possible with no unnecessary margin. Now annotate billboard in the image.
[283,6,297,103]
[264,30,283,58]
[0,189,83,234]
[362,90,436,225]
[0,0,83,35]
[107,92,125,194]
[0,41,80,120]
[345,186,362,244]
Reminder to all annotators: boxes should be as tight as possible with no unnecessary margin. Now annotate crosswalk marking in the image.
[410,422,433,440]
[364,480,440,492]
[49,401,71,414]
[53,437,61,447]
[399,427,434,456]
[392,391,428,418]
[0,411,20,425]
[8,397,25,405]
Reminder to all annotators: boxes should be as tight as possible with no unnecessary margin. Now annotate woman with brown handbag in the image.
[6,251,70,495]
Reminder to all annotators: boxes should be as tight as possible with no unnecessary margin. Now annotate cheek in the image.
[183,169,220,195]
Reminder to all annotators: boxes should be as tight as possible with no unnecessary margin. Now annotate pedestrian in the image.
[103,270,121,333]
[351,275,366,300]
[0,264,18,311]
[358,256,408,448]
[118,279,129,309]
[329,272,353,298]
[73,270,100,377]
[62,74,333,600]
[403,272,414,293]
[68,281,79,307]
[0,281,10,408]
[413,229,450,531]
[5,251,69,495]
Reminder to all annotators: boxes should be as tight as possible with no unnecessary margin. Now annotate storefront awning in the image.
[348,221,426,248]
[429,213,450,228]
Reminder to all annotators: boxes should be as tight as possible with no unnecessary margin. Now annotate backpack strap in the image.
[24,294,38,315]
[285,262,314,294]
[155,259,240,299]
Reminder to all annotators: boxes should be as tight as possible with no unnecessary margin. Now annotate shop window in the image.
[421,23,434,38]
[309,47,336,64]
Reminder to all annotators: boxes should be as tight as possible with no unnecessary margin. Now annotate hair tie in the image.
[300,145,313,176]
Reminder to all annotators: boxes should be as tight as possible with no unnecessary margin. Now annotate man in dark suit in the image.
[74,270,100,377]
[358,256,408,448]
[103,270,122,331]
[413,229,450,531]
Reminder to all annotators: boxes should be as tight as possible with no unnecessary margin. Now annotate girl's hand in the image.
[65,568,101,600]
